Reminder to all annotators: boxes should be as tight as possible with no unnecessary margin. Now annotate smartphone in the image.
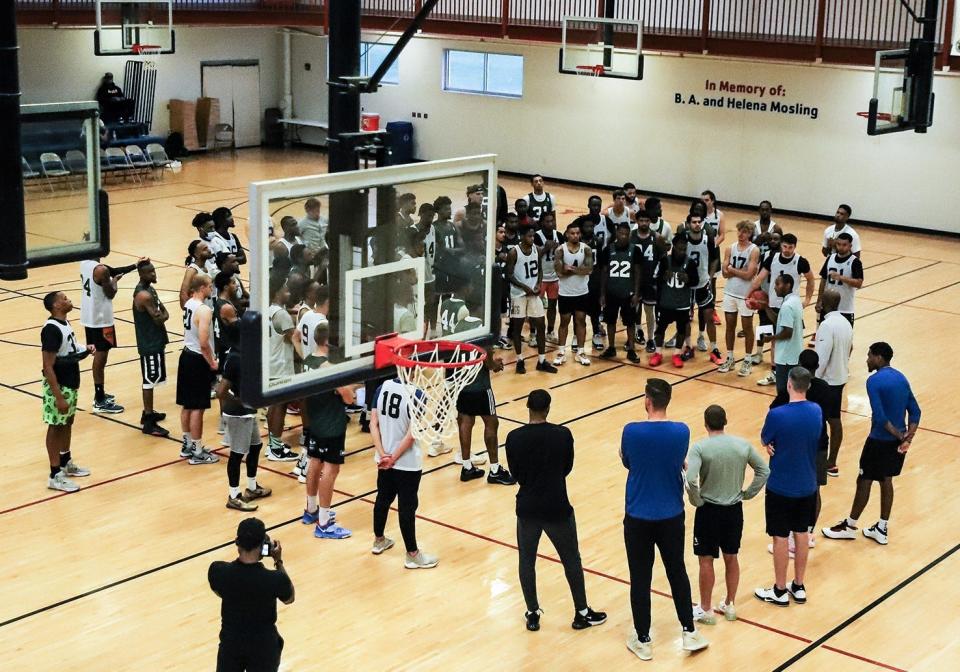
[261,534,272,557]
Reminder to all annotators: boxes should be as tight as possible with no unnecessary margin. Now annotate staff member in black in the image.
[208,518,294,672]
[506,389,607,632]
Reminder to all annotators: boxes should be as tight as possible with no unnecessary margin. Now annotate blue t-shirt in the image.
[867,366,921,440]
[621,420,689,521]
[760,400,821,498]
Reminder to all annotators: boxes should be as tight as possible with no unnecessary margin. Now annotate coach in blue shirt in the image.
[822,341,921,546]
[621,379,708,662]
[755,366,821,608]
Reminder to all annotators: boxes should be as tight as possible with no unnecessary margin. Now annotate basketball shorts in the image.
[539,280,559,300]
[765,490,817,538]
[823,383,845,419]
[456,388,496,417]
[655,307,691,336]
[722,293,755,317]
[223,415,261,453]
[693,501,743,557]
[758,306,778,328]
[558,293,591,315]
[140,352,167,390]
[176,349,214,410]
[307,433,346,464]
[510,295,546,320]
[85,325,117,352]
[42,382,78,426]
[640,283,658,306]
[858,437,905,481]
[693,285,715,310]
[603,294,636,327]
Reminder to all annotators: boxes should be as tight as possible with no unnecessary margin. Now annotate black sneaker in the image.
[141,410,167,423]
[635,328,645,344]
[680,346,695,361]
[645,339,656,353]
[525,609,542,632]
[626,349,640,363]
[600,346,617,359]
[487,467,516,485]
[142,420,170,437]
[516,359,526,374]
[460,465,485,482]
[345,403,364,414]
[535,360,558,374]
[359,411,370,433]
[572,607,608,630]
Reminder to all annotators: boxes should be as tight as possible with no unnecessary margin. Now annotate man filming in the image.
[208,517,295,672]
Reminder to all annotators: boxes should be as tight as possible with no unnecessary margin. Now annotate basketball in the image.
[745,289,768,311]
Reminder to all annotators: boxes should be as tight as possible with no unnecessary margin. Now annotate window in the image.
[360,42,399,85]
[443,50,523,98]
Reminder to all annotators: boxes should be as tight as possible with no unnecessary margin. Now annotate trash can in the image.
[385,121,414,165]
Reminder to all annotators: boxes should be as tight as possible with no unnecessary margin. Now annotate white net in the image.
[393,341,486,445]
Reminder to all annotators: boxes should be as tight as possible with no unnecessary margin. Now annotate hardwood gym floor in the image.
[1,148,958,671]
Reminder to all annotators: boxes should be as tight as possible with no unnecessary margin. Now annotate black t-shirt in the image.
[505,423,575,520]
[40,321,81,389]
[208,560,293,642]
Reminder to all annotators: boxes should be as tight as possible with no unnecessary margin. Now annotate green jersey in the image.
[439,297,469,336]
[306,390,348,438]
[132,282,168,355]
[600,244,638,298]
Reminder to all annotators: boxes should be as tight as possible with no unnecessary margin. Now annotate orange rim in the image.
[392,340,487,370]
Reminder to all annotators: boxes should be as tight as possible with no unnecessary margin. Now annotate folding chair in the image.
[64,150,88,188]
[146,142,174,179]
[22,156,50,193]
[105,147,141,185]
[125,145,155,180]
[40,152,73,190]
[213,123,234,151]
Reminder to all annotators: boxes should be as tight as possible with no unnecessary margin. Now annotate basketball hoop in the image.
[130,43,161,55]
[575,64,606,77]
[374,335,487,444]
[856,111,895,123]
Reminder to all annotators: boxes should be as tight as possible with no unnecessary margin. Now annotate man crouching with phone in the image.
[208,517,295,671]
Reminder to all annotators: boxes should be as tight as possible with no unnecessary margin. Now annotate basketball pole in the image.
[0,0,28,280]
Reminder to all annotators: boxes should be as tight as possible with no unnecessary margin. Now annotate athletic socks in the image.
[578,607,588,616]
[878,518,889,532]
[59,451,71,467]
[846,516,859,528]
[773,585,788,597]
[182,432,191,447]
[306,495,318,512]
[268,433,281,451]
[558,346,566,355]
[50,465,61,478]
[538,354,546,363]
[318,507,332,526]
[229,486,241,499]
[94,384,105,403]
[489,462,500,474]
[247,477,257,491]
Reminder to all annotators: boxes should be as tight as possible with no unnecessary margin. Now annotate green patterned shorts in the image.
[42,382,78,426]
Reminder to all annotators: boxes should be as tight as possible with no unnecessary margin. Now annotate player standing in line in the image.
[822,342,920,546]
[180,239,213,308]
[79,257,138,413]
[494,223,512,349]
[748,232,781,370]
[678,212,721,363]
[525,174,556,224]
[41,291,93,492]
[821,204,862,258]
[506,226,556,374]
[630,209,665,352]
[271,216,304,265]
[265,276,300,462]
[207,207,247,266]
[553,222,594,367]
[598,222,641,362]
[702,190,724,326]
[371,377,438,568]
[685,404,769,624]
[623,182,641,218]
[817,232,863,328]
[718,221,760,376]
[177,274,219,465]
[751,233,816,385]
[753,200,782,258]
[534,211,562,344]
[432,196,463,311]
[454,183,484,225]
[649,234,698,368]
[815,290,853,477]
[132,260,170,437]
[644,197,672,242]
[607,189,632,233]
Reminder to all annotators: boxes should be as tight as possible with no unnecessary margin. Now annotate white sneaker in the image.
[48,471,79,492]
[754,586,789,607]
[575,352,591,366]
[681,629,710,651]
[372,536,395,555]
[626,632,653,661]
[63,460,90,477]
[696,335,708,352]
[404,550,439,569]
[717,357,735,373]
[189,448,219,465]
[717,601,737,621]
[787,581,807,604]
[863,523,889,545]
[528,334,538,347]
[737,360,752,377]
[757,372,777,386]
[546,332,559,344]
[553,352,566,366]
[822,520,858,540]
[664,337,677,348]
[427,441,452,457]
[453,453,487,466]
[591,334,604,350]
[692,605,716,625]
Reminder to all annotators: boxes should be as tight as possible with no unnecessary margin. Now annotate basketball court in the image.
[3,1,960,670]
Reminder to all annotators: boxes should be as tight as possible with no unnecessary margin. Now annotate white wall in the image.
[18,26,284,138]
[291,35,960,233]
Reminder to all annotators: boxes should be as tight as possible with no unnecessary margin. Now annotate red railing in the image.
[16,0,957,66]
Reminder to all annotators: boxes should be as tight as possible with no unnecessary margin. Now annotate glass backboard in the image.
[240,155,498,406]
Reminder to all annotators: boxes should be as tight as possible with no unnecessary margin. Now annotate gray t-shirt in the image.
[685,434,769,507]
[298,215,328,250]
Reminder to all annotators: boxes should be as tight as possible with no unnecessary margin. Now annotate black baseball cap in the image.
[236,517,266,551]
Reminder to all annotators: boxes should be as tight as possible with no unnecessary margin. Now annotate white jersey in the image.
[207,231,239,257]
[296,308,327,359]
[373,378,422,471]
[188,263,215,309]
[608,206,631,232]
[822,223,862,255]
[725,241,756,299]
[79,260,114,328]
[753,218,779,240]
[510,244,540,298]
[823,252,860,314]
[704,208,723,237]
[272,236,303,264]
[422,225,436,284]
[765,252,806,308]
[535,229,561,282]
[44,318,83,358]
[182,297,212,355]
[558,243,590,297]
[651,217,672,242]
[267,304,294,379]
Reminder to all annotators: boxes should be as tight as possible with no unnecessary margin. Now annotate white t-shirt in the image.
[815,311,853,386]
[822,224,862,254]
[373,378,422,472]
